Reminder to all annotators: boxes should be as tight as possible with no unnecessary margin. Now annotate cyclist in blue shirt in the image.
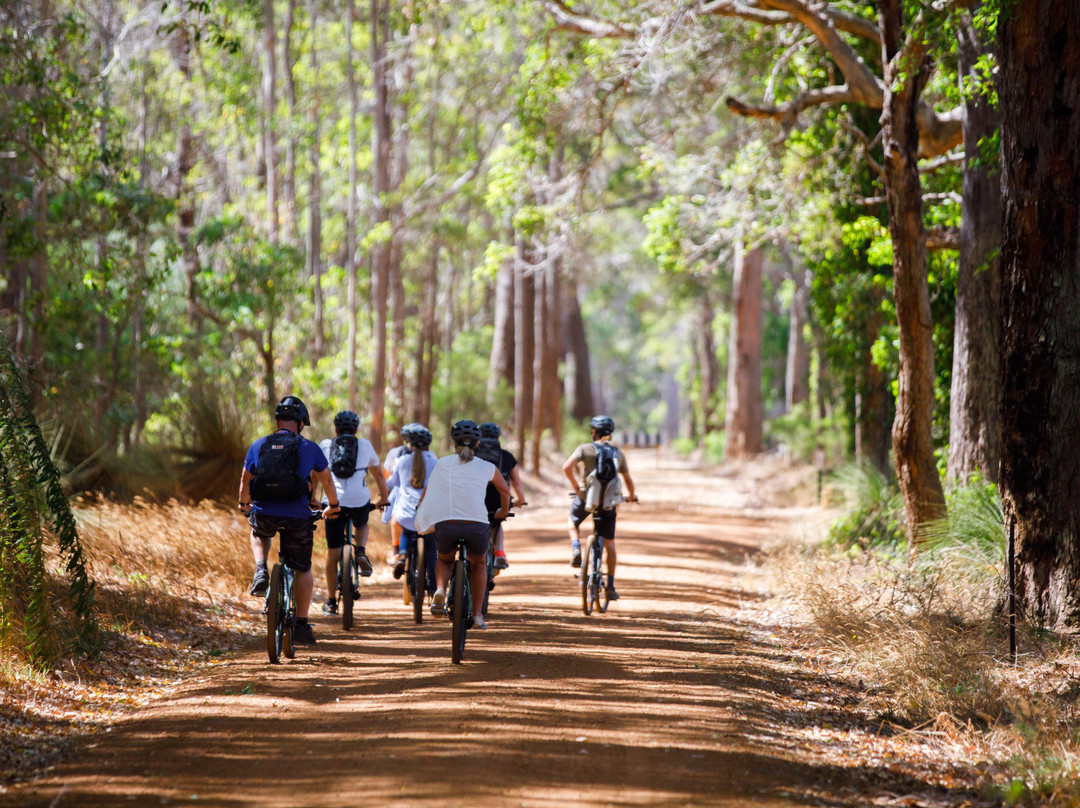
[238,395,340,646]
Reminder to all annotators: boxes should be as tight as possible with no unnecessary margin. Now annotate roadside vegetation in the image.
[769,466,1080,807]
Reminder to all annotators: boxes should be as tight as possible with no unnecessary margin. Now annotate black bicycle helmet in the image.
[450,419,482,446]
[333,410,360,434]
[275,395,310,426]
[589,414,614,437]
[479,422,501,439]
[409,426,432,449]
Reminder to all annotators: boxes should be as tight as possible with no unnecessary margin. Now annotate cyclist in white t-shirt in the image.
[319,410,390,616]
[415,420,509,630]
[387,426,438,579]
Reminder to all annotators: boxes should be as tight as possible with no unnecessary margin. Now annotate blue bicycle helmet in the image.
[589,414,614,437]
[333,410,360,434]
[275,395,310,427]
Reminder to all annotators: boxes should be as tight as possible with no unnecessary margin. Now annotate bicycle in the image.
[576,495,637,616]
[482,504,520,618]
[266,509,323,663]
[335,503,384,631]
[444,533,480,664]
[403,529,435,624]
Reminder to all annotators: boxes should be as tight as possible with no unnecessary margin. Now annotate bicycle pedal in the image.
[360,569,373,578]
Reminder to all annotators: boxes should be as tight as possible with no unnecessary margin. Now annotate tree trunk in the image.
[546,253,563,449]
[306,0,324,358]
[346,0,358,409]
[998,0,1080,629]
[531,250,547,472]
[724,242,764,460]
[172,25,199,329]
[282,0,299,244]
[698,291,721,434]
[415,242,440,425]
[261,0,279,243]
[369,0,391,453]
[785,258,811,411]
[513,237,535,459]
[563,286,594,420]
[489,255,515,403]
[877,0,945,551]
[947,4,1001,485]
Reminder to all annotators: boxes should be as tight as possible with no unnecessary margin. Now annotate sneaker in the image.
[472,614,487,630]
[606,586,620,601]
[393,555,406,580]
[357,551,373,578]
[293,621,317,646]
[494,551,509,571]
[571,544,581,568]
[321,599,338,616]
[249,569,269,597]
[430,588,446,616]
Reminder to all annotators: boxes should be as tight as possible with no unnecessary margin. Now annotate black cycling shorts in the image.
[324,504,374,550]
[569,495,616,540]
[433,520,489,558]
[249,513,315,573]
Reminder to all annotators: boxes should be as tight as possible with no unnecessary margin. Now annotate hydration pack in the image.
[329,434,360,479]
[250,432,307,502]
[584,441,622,512]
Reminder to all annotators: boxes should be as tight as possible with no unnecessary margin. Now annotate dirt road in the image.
[2,457,972,807]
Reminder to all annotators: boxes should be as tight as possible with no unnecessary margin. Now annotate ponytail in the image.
[409,449,427,489]
[455,444,474,463]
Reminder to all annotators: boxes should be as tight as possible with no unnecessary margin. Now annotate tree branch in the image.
[544,0,634,39]
[726,84,860,128]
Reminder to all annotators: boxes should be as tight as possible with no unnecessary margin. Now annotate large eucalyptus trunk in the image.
[530,250,548,472]
[369,0,391,452]
[306,0,324,357]
[877,0,946,551]
[563,287,594,419]
[513,237,535,459]
[948,5,1001,484]
[345,0,359,408]
[282,0,299,244]
[999,0,1080,630]
[261,0,279,243]
[724,242,763,460]
[488,256,515,401]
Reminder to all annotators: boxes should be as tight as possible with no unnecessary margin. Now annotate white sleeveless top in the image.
[415,454,495,533]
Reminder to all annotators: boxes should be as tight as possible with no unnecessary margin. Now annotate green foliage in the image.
[826,464,906,552]
[764,403,849,466]
[0,348,96,666]
[920,477,1005,584]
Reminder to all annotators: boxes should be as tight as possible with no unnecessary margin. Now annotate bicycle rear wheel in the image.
[451,557,467,664]
[267,563,285,663]
[596,538,610,613]
[581,536,598,616]
[341,543,355,630]
[482,541,494,617]
[412,541,424,624]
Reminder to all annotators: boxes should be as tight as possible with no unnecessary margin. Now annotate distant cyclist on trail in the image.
[415,420,510,630]
[238,395,339,646]
[319,410,390,616]
[388,425,438,580]
[383,423,421,565]
[562,415,637,601]
[474,421,526,570]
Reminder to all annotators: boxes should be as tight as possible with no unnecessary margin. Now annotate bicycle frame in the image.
[446,538,473,664]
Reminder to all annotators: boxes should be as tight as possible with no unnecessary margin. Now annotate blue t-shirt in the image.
[245,429,329,519]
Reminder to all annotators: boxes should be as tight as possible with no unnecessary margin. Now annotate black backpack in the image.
[593,441,619,484]
[250,432,307,502]
[329,434,360,479]
[476,438,511,484]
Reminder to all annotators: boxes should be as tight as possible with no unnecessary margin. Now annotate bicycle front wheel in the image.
[267,563,285,663]
[341,543,355,630]
[412,541,424,624]
[451,557,467,664]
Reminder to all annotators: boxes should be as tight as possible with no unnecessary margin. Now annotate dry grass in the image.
[764,539,1080,806]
